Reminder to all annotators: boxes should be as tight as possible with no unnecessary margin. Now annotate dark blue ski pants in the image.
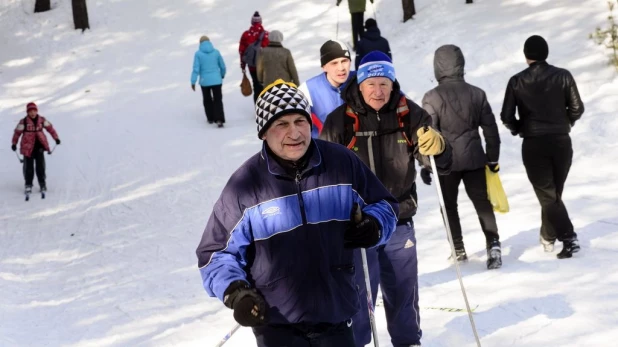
[351,221,422,347]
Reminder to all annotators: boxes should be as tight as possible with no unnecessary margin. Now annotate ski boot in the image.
[217,121,224,128]
[448,246,468,262]
[486,240,502,270]
[540,236,555,252]
[40,185,47,199]
[557,237,580,259]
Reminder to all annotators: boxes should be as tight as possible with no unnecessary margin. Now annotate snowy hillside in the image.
[1,0,617,346]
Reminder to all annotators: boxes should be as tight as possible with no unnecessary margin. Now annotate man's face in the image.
[27,110,37,118]
[359,77,393,111]
[262,113,311,162]
[322,57,351,87]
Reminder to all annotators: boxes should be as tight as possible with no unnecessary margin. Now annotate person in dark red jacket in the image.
[11,102,61,194]
[239,11,270,102]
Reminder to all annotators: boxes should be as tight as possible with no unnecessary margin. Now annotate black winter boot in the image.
[486,240,502,270]
[557,237,580,259]
[448,246,468,262]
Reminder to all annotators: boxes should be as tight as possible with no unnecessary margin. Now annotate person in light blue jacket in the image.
[191,35,227,127]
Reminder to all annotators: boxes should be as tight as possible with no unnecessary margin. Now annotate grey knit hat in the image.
[255,80,312,138]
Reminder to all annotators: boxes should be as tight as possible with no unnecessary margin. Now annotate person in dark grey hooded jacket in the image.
[421,44,502,269]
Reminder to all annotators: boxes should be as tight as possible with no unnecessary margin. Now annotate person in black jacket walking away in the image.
[501,35,584,259]
[355,18,392,70]
[422,45,502,269]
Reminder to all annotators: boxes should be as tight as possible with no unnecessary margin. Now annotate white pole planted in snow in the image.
[429,155,482,347]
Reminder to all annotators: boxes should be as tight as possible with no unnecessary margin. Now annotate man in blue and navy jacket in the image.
[299,40,356,138]
[196,80,399,346]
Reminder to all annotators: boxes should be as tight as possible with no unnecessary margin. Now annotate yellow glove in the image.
[417,127,445,156]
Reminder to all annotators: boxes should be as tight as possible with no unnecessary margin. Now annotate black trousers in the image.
[522,135,576,242]
[249,69,263,103]
[200,85,225,123]
[23,147,46,188]
[350,12,364,51]
[402,0,416,22]
[439,168,499,249]
[253,321,355,347]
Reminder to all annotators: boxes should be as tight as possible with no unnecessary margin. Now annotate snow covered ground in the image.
[1,0,617,346]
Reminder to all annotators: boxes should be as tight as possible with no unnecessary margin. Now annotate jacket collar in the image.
[320,71,356,93]
[529,60,548,68]
[261,140,322,178]
[363,27,381,40]
[268,42,283,47]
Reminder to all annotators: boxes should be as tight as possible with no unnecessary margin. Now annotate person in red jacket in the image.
[11,102,60,194]
[239,11,270,102]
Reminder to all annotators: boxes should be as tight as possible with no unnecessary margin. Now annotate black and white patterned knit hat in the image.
[255,79,312,138]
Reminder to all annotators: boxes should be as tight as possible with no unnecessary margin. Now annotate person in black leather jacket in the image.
[500,35,584,259]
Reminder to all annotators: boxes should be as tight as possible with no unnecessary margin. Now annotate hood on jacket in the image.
[362,27,382,41]
[199,40,215,53]
[433,44,465,82]
[342,76,402,114]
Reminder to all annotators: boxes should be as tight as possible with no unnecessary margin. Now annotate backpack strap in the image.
[255,31,265,46]
[396,96,414,146]
[345,106,360,149]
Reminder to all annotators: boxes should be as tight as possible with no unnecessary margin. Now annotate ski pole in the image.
[353,204,380,347]
[429,154,481,347]
[49,144,58,154]
[15,151,24,163]
[370,0,377,20]
[360,248,380,347]
[336,3,340,40]
[214,323,241,347]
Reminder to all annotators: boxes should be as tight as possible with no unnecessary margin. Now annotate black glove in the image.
[370,0,374,3]
[420,168,432,185]
[336,0,342,6]
[487,162,499,173]
[11,144,17,151]
[55,139,61,145]
[223,280,268,327]
[344,203,381,249]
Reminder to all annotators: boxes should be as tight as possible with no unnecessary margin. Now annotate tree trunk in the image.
[34,0,51,13]
[72,0,90,31]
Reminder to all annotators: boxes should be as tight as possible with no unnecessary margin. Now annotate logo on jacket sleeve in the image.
[261,206,281,218]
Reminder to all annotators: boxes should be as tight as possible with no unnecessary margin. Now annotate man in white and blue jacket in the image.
[196,80,399,346]
[299,40,356,138]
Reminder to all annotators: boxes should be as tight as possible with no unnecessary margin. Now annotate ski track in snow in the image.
[1,0,618,346]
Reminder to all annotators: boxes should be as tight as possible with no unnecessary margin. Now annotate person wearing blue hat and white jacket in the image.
[191,35,227,127]
[321,51,453,347]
